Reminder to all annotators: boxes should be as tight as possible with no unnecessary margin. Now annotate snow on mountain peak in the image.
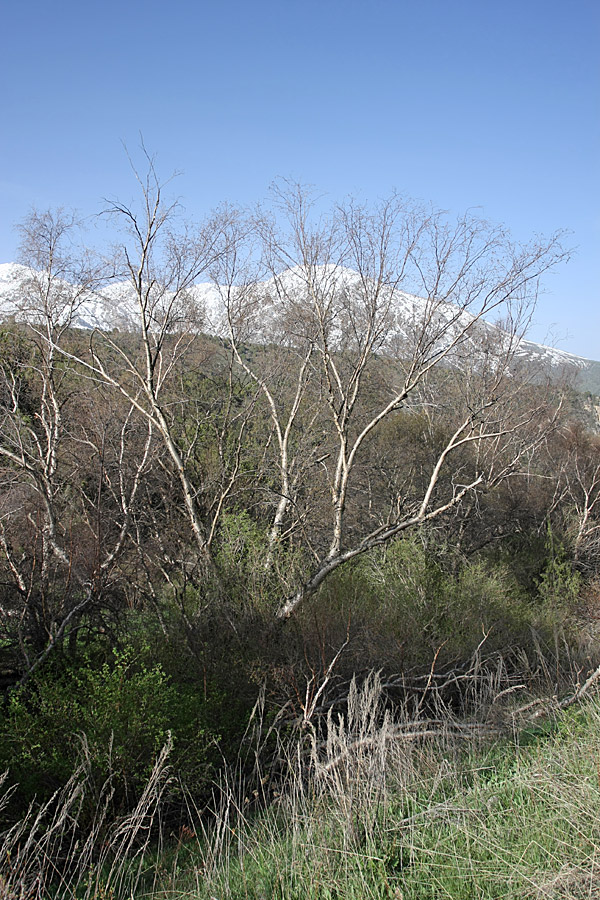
[0,262,595,382]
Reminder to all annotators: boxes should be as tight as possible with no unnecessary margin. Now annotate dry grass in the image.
[4,647,600,899]
[150,659,600,899]
[0,734,173,900]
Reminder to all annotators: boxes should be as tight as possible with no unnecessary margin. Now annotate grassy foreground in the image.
[147,678,600,900]
[3,671,600,899]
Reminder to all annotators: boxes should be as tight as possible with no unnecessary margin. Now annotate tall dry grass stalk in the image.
[0,733,173,900]
[183,666,502,891]
[173,645,600,899]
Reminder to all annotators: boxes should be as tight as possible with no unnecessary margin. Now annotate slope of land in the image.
[1,261,598,393]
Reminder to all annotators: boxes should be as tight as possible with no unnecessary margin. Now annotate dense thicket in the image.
[0,168,598,832]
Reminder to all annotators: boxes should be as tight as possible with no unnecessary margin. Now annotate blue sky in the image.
[2,0,598,357]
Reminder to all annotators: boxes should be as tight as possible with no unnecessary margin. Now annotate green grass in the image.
[4,673,600,899]
[149,695,600,900]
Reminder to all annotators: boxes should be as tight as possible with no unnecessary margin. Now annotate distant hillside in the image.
[570,358,600,395]
[516,336,600,395]
[1,261,598,394]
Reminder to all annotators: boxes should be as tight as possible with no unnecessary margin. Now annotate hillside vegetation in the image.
[0,167,599,898]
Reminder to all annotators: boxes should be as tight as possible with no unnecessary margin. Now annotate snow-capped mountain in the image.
[1,261,598,393]
[0,262,227,334]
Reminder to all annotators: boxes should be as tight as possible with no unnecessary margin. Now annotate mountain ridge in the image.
[1,261,598,394]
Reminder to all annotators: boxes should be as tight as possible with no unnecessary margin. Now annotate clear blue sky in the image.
[2,0,598,357]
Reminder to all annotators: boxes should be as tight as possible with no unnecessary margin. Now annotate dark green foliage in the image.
[537,524,582,613]
[0,643,218,817]
[300,534,567,673]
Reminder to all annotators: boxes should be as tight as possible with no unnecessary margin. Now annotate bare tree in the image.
[3,172,569,628]
[558,425,600,571]
[0,212,154,679]
[40,156,247,589]
[216,184,568,616]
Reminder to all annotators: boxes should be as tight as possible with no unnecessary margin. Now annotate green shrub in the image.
[215,509,306,613]
[536,526,581,617]
[0,644,217,815]
[307,535,562,672]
